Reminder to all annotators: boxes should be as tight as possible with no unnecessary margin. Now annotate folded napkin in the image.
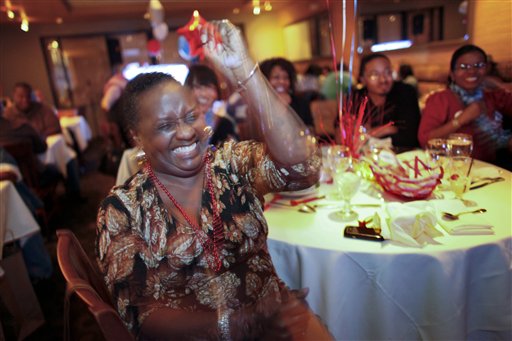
[432,200,494,235]
[470,166,502,180]
[385,201,442,247]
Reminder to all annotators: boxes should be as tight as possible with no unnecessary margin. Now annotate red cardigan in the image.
[419,88,512,161]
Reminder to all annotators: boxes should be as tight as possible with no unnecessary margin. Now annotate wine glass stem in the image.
[342,199,352,215]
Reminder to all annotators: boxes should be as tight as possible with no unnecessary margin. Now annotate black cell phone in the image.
[344,226,385,242]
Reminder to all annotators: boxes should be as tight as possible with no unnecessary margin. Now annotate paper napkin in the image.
[432,200,494,235]
[385,201,442,247]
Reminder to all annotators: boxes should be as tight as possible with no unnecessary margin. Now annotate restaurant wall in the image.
[373,0,512,84]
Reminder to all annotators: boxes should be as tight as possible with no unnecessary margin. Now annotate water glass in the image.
[328,145,361,221]
[447,156,476,206]
[426,138,449,190]
[447,133,473,157]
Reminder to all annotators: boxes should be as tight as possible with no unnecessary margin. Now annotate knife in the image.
[469,177,505,190]
[290,195,326,206]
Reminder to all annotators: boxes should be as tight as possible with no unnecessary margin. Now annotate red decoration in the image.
[176,11,207,60]
[147,38,161,56]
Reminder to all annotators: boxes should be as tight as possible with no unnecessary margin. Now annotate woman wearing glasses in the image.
[418,44,512,165]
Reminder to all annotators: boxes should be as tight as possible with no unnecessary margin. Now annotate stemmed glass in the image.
[328,145,361,221]
[447,156,476,207]
[426,138,449,191]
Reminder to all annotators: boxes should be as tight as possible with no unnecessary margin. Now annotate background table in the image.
[60,116,92,152]
[39,134,76,178]
[0,180,40,257]
[265,160,512,340]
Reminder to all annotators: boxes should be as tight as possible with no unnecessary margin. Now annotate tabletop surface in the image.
[265,158,512,254]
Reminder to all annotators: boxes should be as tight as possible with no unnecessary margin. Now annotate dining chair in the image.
[310,99,338,142]
[56,229,134,341]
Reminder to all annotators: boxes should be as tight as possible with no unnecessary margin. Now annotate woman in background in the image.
[418,44,512,166]
[260,57,314,129]
[185,64,238,146]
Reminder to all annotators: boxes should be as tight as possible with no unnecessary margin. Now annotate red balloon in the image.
[176,11,207,59]
[147,39,161,56]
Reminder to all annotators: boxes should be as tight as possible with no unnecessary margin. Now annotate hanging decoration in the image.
[148,0,168,41]
[176,10,212,61]
[147,38,161,56]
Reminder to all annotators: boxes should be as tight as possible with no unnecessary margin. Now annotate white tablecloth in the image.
[0,181,40,258]
[115,147,140,186]
[265,160,512,340]
[38,134,76,178]
[60,116,92,152]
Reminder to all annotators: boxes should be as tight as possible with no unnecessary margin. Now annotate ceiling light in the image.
[264,1,272,11]
[233,8,240,14]
[56,17,63,24]
[7,9,14,19]
[253,6,260,15]
[20,8,29,32]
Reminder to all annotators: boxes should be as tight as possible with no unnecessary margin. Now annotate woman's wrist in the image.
[218,308,233,341]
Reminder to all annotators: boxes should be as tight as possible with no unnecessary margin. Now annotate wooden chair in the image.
[310,99,338,142]
[56,229,134,341]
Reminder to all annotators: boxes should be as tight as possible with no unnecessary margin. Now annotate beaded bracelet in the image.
[218,308,233,341]
[236,63,259,92]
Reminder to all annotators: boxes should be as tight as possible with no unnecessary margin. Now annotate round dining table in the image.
[264,158,511,340]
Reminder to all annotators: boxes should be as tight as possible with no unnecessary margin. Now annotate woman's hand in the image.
[202,20,254,84]
[458,101,485,126]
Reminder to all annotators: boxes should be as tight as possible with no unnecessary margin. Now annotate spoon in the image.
[298,204,317,213]
[442,208,487,221]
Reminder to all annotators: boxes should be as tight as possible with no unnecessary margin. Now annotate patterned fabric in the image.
[96,140,320,338]
[449,83,511,149]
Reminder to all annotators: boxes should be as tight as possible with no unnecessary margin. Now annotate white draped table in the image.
[60,116,92,152]
[0,180,40,258]
[265,160,512,340]
[38,134,76,178]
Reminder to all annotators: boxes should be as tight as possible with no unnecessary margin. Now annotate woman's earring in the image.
[204,126,213,139]
[134,147,146,166]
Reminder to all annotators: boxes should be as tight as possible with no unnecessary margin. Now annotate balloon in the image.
[176,11,207,60]
[153,22,168,41]
[147,39,161,56]
[148,0,164,25]
[178,35,198,62]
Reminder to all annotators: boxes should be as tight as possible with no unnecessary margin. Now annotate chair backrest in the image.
[56,229,134,341]
[310,99,338,139]
[0,140,40,188]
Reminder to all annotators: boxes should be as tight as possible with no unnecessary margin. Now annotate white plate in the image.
[278,185,319,199]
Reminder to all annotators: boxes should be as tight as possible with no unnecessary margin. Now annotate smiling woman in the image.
[95,20,332,340]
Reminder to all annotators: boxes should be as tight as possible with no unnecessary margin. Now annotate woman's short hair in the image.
[450,44,487,71]
[260,57,298,93]
[120,72,177,131]
[184,64,220,96]
[358,53,390,81]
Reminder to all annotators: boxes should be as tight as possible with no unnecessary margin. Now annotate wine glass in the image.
[329,146,361,221]
[426,138,449,190]
[447,133,473,157]
[447,156,476,207]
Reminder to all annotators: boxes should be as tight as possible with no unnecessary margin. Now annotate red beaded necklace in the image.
[145,152,223,272]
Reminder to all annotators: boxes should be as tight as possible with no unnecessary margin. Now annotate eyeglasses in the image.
[455,62,487,71]
[366,69,393,81]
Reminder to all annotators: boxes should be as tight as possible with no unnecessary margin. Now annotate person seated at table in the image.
[354,53,421,151]
[184,64,238,146]
[0,116,84,201]
[260,57,315,129]
[3,82,61,139]
[96,20,332,340]
[0,147,53,282]
[418,44,512,166]
[398,63,418,96]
